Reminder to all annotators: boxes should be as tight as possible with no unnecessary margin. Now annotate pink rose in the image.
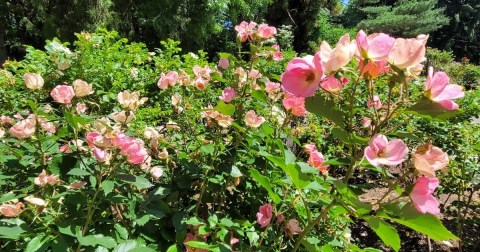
[359,58,390,79]
[93,146,110,163]
[0,202,25,218]
[425,67,464,110]
[270,44,283,61]
[285,219,302,237]
[76,103,88,114]
[219,87,236,103]
[356,30,395,60]
[308,150,329,174]
[410,176,440,214]
[216,114,234,128]
[364,134,408,166]
[34,170,60,187]
[9,115,36,139]
[256,203,273,228]
[320,76,344,93]
[73,79,93,97]
[281,52,324,97]
[157,71,179,90]
[235,21,257,42]
[24,73,44,90]
[304,144,317,154]
[367,95,382,109]
[388,35,428,70]
[320,34,356,74]
[282,93,307,116]
[50,85,75,104]
[149,166,164,179]
[413,143,449,177]
[245,110,265,128]
[218,58,230,69]
[257,23,277,39]
[265,81,281,94]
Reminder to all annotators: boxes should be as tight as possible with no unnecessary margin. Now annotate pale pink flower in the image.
[24,196,46,207]
[248,69,263,80]
[193,65,213,80]
[216,114,234,128]
[364,134,408,166]
[410,176,440,214]
[270,44,283,61]
[76,103,88,114]
[144,127,160,140]
[359,58,390,79]
[69,181,87,189]
[304,144,317,154]
[112,110,135,124]
[0,202,25,217]
[281,52,324,97]
[24,73,44,90]
[0,116,14,125]
[320,34,357,74]
[362,117,372,129]
[367,95,382,109]
[194,77,209,90]
[34,170,60,187]
[320,76,344,93]
[157,71,179,90]
[257,23,277,39]
[149,166,164,179]
[235,21,257,42]
[265,81,281,94]
[257,203,273,228]
[86,131,113,149]
[73,79,93,97]
[117,90,148,110]
[219,87,236,103]
[9,115,36,139]
[282,93,307,116]
[276,214,285,223]
[356,30,395,60]
[93,146,110,162]
[388,35,428,70]
[218,58,229,69]
[285,219,302,237]
[245,110,265,128]
[308,150,329,174]
[425,67,464,110]
[58,144,72,153]
[413,143,449,177]
[50,85,75,104]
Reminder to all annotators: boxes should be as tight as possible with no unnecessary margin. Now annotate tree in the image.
[340,0,449,37]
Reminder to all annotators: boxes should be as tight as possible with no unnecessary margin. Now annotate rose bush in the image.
[0,23,476,251]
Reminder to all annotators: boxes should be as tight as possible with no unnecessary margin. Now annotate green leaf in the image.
[334,181,372,215]
[229,165,242,177]
[305,95,345,127]
[210,72,227,82]
[25,236,50,252]
[113,241,139,252]
[382,203,458,241]
[214,101,235,115]
[252,90,268,103]
[67,168,91,176]
[117,174,153,189]
[114,223,129,240]
[102,180,115,195]
[364,217,400,251]
[200,144,215,155]
[284,148,296,164]
[78,234,117,248]
[185,241,216,250]
[166,245,179,252]
[406,98,460,121]
[249,169,281,204]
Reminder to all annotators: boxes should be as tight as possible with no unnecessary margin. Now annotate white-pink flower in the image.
[50,85,75,104]
[425,67,464,110]
[413,143,449,177]
[219,87,236,103]
[364,134,408,166]
[157,71,179,90]
[245,110,265,128]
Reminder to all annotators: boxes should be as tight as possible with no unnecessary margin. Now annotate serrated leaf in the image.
[113,240,138,252]
[25,236,49,252]
[78,234,117,249]
[306,95,345,127]
[364,217,400,251]
[67,168,91,176]
[102,180,115,195]
[252,90,268,103]
[214,101,235,115]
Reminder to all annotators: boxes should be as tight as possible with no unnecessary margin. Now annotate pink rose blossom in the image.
[114,134,149,164]
[93,146,110,162]
[320,34,357,74]
[0,202,25,218]
[276,214,284,223]
[367,95,382,109]
[219,87,236,103]
[86,131,113,149]
[359,58,390,79]
[50,85,75,104]
[413,143,449,177]
[281,52,324,97]
[256,203,273,228]
[76,103,88,114]
[320,76,344,93]
[364,134,408,166]
[34,170,60,187]
[216,114,234,128]
[218,58,230,69]
[362,117,372,129]
[425,67,464,110]
[245,110,265,128]
[270,44,283,61]
[282,93,307,116]
[235,21,257,42]
[356,30,395,60]
[308,150,329,174]
[0,116,14,125]
[257,23,277,39]
[73,79,93,97]
[304,144,317,154]
[285,219,302,237]
[265,81,281,94]
[149,166,164,179]
[388,35,428,70]
[157,71,179,90]
[410,176,440,214]
[9,114,36,139]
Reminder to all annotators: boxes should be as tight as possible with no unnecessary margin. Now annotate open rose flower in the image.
[245,110,265,128]
[157,71,179,90]
[320,76,344,93]
[359,58,390,79]
[410,176,440,215]
[219,87,236,103]
[388,35,428,70]
[24,73,44,90]
[73,79,93,97]
[51,85,75,104]
[285,219,302,237]
[367,95,382,109]
[425,67,464,110]
[270,44,283,61]
[24,196,46,207]
[9,114,36,139]
[257,23,277,39]
[257,203,273,228]
[34,170,61,187]
[356,30,395,61]
[320,34,356,74]
[235,21,257,42]
[282,92,307,116]
[118,90,148,110]
[413,143,449,177]
[364,134,408,166]
[0,202,25,217]
[281,52,324,97]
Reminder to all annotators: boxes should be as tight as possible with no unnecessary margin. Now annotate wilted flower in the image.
[216,114,234,128]
[0,202,25,218]
[256,203,273,228]
[69,181,87,190]
[413,143,449,177]
[285,219,302,237]
[410,176,440,214]
[117,90,148,110]
[364,134,408,166]
[112,110,135,124]
[367,95,382,109]
[245,110,265,128]
[51,85,75,104]
[149,166,164,179]
[144,127,160,140]
[24,196,46,207]
[34,170,61,187]
[73,79,93,97]
[24,73,44,90]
